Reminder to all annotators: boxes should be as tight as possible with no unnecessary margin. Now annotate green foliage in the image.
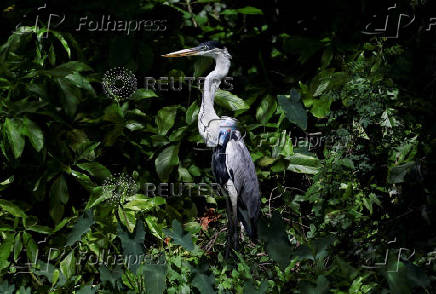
[277,89,307,131]
[163,219,194,252]
[0,0,434,293]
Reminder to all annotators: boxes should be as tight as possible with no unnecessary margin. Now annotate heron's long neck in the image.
[199,54,231,128]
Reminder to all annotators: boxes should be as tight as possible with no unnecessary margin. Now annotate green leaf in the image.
[163,219,194,251]
[0,233,14,270]
[57,78,79,117]
[77,285,96,294]
[131,88,158,100]
[313,79,330,97]
[77,162,111,181]
[145,215,165,240]
[22,231,38,264]
[0,199,26,217]
[339,158,354,169]
[100,265,122,289]
[310,95,332,118]
[22,117,44,152]
[169,126,187,142]
[27,225,52,234]
[60,251,76,280]
[49,175,69,223]
[66,210,94,246]
[386,261,411,294]
[65,72,95,94]
[46,61,92,77]
[277,89,307,130]
[387,161,415,184]
[301,275,329,294]
[221,6,263,15]
[256,95,277,124]
[155,145,179,181]
[125,121,144,131]
[353,121,369,140]
[237,6,263,14]
[156,106,178,135]
[13,232,22,262]
[259,157,276,166]
[141,263,167,294]
[26,83,48,100]
[17,285,31,294]
[124,195,166,212]
[193,57,213,77]
[34,260,66,286]
[118,206,136,233]
[4,118,25,159]
[85,187,112,210]
[71,169,97,191]
[186,101,199,125]
[49,43,56,66]
[0,176,14,191]
[0,280,14,293]
[215,89,249,111]
[287,152,321,174]
[117,221,146,272]
[192,273,216,294]
[258,213,292,269]
[178,165,193,182]
[52,31,71,58]
[243,280,269,294]
[53,216,74,234]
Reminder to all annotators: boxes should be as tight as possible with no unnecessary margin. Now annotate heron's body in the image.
[163,41,261,254]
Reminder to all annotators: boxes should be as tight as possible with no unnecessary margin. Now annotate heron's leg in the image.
[225,195,233,258]
[226,180,239,251]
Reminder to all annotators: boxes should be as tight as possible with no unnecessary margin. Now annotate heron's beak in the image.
[161,47,202,58]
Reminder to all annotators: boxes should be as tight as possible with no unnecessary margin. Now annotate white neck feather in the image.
[198,50,231,144]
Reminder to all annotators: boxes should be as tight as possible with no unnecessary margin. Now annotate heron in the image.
[162,41,261,255]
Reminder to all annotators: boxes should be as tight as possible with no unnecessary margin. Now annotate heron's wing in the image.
[225,139,261,236]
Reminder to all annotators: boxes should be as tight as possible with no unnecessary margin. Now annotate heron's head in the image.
[162,41,230,59]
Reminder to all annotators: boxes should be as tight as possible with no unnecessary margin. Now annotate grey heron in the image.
[163,41,261,255]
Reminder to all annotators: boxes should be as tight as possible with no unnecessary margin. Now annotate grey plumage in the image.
[225,136,260,240]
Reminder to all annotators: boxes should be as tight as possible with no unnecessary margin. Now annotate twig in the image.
[268,186,306,216]
[185,0,198,27]
[204,227,226,253]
